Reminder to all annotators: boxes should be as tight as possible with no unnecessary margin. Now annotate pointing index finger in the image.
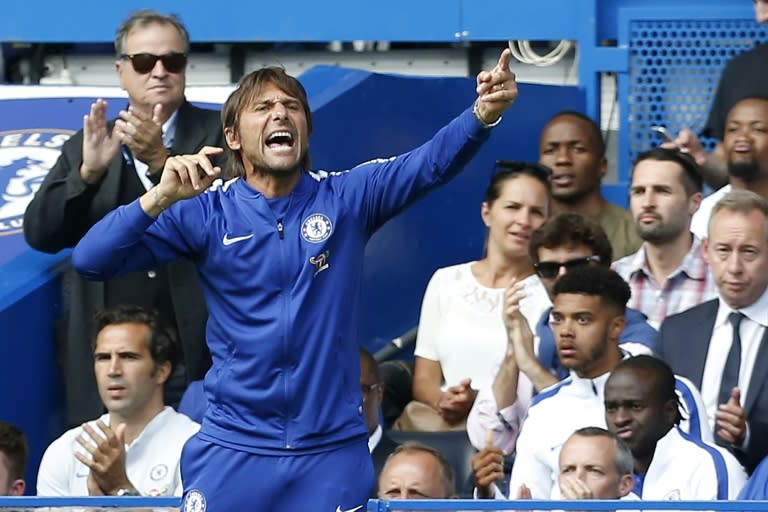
[497,48,512,73]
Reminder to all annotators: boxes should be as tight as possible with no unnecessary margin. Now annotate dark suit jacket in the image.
[24,101,224,426]
[657,298,768,473]
[370,431,400,497]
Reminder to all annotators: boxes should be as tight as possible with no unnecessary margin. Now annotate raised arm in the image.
[24,100,123,252]
[336,48,521,233]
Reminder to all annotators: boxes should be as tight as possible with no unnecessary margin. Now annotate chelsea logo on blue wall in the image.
[0,129,73,236]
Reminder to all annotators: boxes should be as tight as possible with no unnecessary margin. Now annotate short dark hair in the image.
[484,160,552,206]
[0,422,28,482]
[568,427,633,476]
[553,266,631,313]
[115,10,190,55]
[93,304,179,371]
[529,213,613,265]
[633,147,703,195]
[383,442,455,497]
[612,355,677,402]
[222,67,313,178]
[611,355,682,424]
[545,110,606,157]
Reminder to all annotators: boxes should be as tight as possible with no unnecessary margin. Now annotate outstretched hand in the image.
[475,48,518,125]
[81,99,122,184]
[663,128,707,166]
[143,146,223,215]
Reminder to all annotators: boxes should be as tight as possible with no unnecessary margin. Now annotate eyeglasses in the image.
[119,52,188,74]
[534,255,601,279]
[361,383,380,402]
[495,160,553,181]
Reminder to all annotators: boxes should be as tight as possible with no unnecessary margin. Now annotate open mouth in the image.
[266,131,295,149]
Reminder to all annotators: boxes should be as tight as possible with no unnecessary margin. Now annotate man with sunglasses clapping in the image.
[24,10,224,428]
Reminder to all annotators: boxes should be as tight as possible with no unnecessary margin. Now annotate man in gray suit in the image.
[658,189,768,473]
[24,9,224,426]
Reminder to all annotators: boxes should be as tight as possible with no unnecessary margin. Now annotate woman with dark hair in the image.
[397,162,552,431]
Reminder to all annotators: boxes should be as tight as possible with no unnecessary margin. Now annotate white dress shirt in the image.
[702,287,768,431]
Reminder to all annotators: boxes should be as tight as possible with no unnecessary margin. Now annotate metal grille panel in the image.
[626,19,768,166]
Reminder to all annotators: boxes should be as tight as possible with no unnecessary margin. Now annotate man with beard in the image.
[539,111,641,258]
[690,96,768,238]
[604,355,746,498]
[471,266,707,499]
[613,148,717,328]
[667,1,768,190]
[69,51,518,512]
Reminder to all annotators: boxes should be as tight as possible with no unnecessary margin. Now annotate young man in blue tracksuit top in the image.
[71,49,518,511]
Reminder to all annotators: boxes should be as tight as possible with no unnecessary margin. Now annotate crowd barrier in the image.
[1,497,768,511]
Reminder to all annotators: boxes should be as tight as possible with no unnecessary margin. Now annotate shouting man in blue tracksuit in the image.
[71,48,518,511]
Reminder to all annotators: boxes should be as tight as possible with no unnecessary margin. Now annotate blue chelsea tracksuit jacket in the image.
[72,106,491,455]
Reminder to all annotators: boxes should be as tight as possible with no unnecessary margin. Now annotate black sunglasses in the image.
[534,255,601,279]
[120,52,187,74]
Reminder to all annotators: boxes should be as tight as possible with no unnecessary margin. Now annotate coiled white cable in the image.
[508,39,573,67]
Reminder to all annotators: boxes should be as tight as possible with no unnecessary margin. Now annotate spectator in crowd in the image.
[474,426,635,500]
[658,189,768,473]
[377,442,457,500]
[605,355,746,498]
[689,96,768,238]
[613,148,717,328]
[466,213,656,453]
[70,50,518,511]
[472,266,708,499]
[538,111,641,258]
[361,348,400,490]
[398,162,551,431]
[23,9,223,427]
[0,422,28,496]
[36,305,199,496]
[556,427,635,499]
[670,0,768,189]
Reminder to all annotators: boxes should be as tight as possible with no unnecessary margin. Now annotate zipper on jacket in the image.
[277,220,284,239]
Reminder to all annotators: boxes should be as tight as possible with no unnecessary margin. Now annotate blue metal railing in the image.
[365,500,768,512]
[1,497,767,511]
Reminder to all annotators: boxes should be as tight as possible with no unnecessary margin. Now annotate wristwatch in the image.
[116,488,141,497]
